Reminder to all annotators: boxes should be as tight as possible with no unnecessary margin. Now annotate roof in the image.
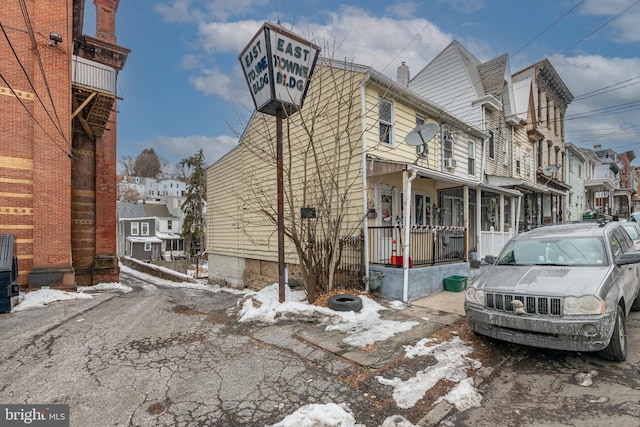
[126,236,163,244]
[0,234,16,272]
[117,201,172,219]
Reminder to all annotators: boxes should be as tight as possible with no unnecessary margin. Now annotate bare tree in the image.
[117,186,141,202]
[120,155,135,176]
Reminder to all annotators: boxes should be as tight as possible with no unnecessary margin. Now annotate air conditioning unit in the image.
[444,158,457,169]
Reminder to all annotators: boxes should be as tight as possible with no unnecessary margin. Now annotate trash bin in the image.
[444,275,467,292]
[0,234,20,313]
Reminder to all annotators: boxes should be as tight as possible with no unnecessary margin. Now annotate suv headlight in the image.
[564,295,604,315]
[466,288,485,306]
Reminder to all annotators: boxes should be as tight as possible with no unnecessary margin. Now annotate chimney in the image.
[94,0,120,43]
[397,62,410,87]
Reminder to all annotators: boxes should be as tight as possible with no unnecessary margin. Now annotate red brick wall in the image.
[0,1,74,287]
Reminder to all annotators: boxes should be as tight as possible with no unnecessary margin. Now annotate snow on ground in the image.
[11,266,482,426]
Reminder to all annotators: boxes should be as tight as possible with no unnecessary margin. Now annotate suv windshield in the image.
[497,237,608,266]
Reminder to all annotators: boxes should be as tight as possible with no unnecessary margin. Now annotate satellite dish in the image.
[542,165,559,177]
[405,123,439,147]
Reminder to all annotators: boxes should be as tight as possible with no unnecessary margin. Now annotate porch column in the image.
[499,193,504,232]
[476,188,482,258]
[463,185,469,261]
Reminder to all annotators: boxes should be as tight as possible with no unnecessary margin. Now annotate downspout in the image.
[361,72,371,292]
[403,168,418,303]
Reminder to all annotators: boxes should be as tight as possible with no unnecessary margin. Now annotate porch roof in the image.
[367,158,522,197]
[486,175,566,195]
[127,236,163,244]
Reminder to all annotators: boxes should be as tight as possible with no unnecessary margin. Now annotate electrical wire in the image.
[18,0,71,150]
[0,21,69,145]
[0,70,72,158]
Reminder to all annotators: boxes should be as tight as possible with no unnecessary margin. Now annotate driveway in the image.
[0,269,492,426]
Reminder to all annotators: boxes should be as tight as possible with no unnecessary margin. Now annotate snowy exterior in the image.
[116,202,184,261]
[206,58,522,298]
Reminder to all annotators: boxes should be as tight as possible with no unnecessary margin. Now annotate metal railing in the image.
[368,226,466,267]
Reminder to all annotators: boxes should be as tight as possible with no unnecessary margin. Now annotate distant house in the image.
[116,202,184,262]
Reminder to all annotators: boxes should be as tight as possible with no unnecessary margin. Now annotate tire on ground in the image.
[328,294,363,312]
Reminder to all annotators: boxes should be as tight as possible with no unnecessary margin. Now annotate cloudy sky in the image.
[83,0,640,168]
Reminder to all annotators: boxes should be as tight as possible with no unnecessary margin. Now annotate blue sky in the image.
[84,0,640,169]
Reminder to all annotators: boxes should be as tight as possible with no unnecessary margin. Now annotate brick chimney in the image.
[397,61,410,87]
[94,0,119,43]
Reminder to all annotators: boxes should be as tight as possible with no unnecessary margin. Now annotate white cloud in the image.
[448,0,484,14]
[580,0,640,42]
[553,54,640,150]
[154,0,269,23]
[136,135,238,166]
[386,1,420,18]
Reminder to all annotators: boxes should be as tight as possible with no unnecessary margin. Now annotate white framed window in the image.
[443,128,453,159]
[379,98,394,146]
[168,220,173,230]
[141,222,149,236]
[131,222,139,236]
[488,130,495,159]
[144,242,151,252]
[526,150,531,177]
[414,193,431,226]
[515,145,521,175]
[468,141,475,176]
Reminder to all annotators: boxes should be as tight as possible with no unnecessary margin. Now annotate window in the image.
[131,222,139,236]
[168,220,173,230]
[516,145,521,175]
[141,222,149,236]
[578,164,582,178]
[413,193,431,225]
[526,150,531,177]
[144,242,151,252]
[379,98,393,145]
[503,139,508,166]
[488,130,495,159]
[468,141,475,175]
[443,129,453,159]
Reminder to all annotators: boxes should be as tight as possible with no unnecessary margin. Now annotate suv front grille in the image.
[485,293,562,316]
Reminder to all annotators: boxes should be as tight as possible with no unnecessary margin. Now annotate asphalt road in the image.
[443,310,640,427]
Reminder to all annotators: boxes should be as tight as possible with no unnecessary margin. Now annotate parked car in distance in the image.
[621,222,640,251]
[629,212,640,223]
[465,222,640,361]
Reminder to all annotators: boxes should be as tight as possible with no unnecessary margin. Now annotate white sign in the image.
[239,23,320,116]
[239,30,271,111]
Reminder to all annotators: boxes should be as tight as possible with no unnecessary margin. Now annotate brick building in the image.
[0,0,129,289]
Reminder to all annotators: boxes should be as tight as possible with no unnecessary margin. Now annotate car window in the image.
[610,233,623,259]
[623,224,640,240]
[497,237,606,266]
[613,228,632,253]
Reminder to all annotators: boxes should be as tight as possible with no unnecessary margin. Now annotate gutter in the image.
[361,72,371,292]
[403,168,418,303]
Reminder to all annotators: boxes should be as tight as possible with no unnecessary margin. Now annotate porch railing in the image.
[368,226,466,267]
[479,227,514,257]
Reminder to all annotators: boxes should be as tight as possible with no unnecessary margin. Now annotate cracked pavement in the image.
[0,271,418,426]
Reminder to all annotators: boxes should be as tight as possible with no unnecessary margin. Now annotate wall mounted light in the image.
[49,32,62,45]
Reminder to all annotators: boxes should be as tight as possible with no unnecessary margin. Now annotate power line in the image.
[18,0,71,150]
[511,0,584,60]
[0,70,72,158]
[0,21,69,144]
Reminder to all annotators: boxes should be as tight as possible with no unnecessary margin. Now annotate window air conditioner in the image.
[444,158,457,169]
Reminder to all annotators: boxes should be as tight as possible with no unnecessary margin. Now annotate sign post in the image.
[239,23,320,302]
